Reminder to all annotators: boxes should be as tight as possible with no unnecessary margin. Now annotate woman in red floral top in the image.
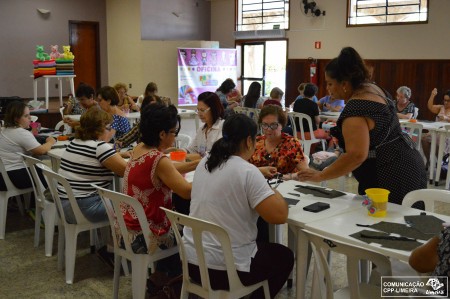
[249,105,309,180]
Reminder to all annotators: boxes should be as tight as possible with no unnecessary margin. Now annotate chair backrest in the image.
[413,107,419,119]
[402,189,450,213]
[288,111,318,141]
[400,122,423,150]
[18,154,47,207]
[161,207,248,297]
[95,185,154,255]
[304,229,392,299]
[234,107,259,124]
[176,133,192,149]
[0,157,17,192]
[36,163,91,226]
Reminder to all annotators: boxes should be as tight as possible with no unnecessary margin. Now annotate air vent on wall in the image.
[233,29,286,40]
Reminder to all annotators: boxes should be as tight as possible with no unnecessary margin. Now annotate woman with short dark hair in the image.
[96,86,131,141]
[183,113,294,298]
[122,104,193,257]
[0,101,55,190]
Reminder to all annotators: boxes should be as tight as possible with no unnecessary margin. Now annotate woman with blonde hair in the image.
[113,82,139,112]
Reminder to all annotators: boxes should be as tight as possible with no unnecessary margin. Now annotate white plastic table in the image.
[31,75,76,109]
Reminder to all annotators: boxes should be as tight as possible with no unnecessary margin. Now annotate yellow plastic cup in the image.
[365,188,390,217]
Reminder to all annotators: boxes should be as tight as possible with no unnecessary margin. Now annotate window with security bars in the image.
[348,0,428,26]
[236,0,289,31]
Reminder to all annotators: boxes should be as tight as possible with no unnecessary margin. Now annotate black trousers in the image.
[0,167,47,191]
[188,242,294,299]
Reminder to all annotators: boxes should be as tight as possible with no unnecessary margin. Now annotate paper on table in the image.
[404,215,444,235]
[294,185,346,199]
[350,229,422,251]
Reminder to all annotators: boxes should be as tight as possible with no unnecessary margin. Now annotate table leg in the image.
[429,130,437,184]
[435,131,446,186]
[288,225,307,299]
[33,79,38,102]
[69,78,75,99]
[58,78,63,107]
[44,77,50,110]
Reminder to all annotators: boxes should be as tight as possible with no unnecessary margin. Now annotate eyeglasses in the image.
[267,173,283,189]
[168,116,181,137]
[261,122,280,130]
[196,107,211,114]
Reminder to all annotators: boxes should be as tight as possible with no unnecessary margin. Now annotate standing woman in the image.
[183,113,293,298]
[243,81,265,109]
[298,47,426,206]
[97,86,131,141]
[0,101,55,190]
[395,86,415,119]
[187,92,225,157]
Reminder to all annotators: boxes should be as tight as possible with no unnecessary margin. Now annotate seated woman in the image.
[242,81,266,109]
[186,92,225,157]
[216,78,240,110]
[58,107,127,223]
[263,87,284,107]
[122,104,192,258]
[395,86,415,120]
[97,86,131,141]
[0,101,55,190]
[421,88,450,167]
[318,93,345,112]
[137,82,171,108]
[183,113,294,298]
[115,95,162,149]
[113,82,139,112]
[409,227,448,290]
[63,83,98,128]
[293,83,329,149]
[249,105,308,179]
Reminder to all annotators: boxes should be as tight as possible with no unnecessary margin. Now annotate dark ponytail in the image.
[206,114,257,172]
[325,47,369,90]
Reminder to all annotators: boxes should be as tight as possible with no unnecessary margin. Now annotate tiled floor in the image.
[2,99,449,298]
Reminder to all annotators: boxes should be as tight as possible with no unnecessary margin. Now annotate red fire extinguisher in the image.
[308,57,318,85]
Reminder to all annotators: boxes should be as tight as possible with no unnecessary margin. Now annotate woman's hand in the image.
[297,168,323,182]
[259,166,278,179]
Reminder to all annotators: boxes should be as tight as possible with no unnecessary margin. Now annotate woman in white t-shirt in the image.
[0,101,55,190]
[183,113,294,298]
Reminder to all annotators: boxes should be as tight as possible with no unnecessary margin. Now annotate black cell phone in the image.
[303,202,330,213]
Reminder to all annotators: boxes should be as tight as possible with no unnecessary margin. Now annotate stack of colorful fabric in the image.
[33,59,56,78]
[55,59,74,75]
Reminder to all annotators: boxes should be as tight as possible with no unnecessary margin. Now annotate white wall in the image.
[106,0,218,106]
[211,0,450,60]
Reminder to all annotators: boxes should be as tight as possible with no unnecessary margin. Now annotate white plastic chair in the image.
[413,107,419,119]
[400,122,423,151]
[434,125,450,188]
[96,186,179,299]
[19,154,58,256]
[304,229,392,299]
[38,163,109,284]
[161,207,270,299]
[402,189,450,213]
[288,111,326,157]
[0,157,33,239]
[234,107,260,124]
[176,133,192,149]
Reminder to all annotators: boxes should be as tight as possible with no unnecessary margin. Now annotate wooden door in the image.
[69,21,100,91]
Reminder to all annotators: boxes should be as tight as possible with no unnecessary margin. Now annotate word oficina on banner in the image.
[177,48,237,106]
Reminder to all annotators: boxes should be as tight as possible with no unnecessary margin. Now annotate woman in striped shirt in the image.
[58,107,127,223]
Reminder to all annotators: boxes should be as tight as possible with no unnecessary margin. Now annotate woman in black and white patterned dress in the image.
[297,47,426,206]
